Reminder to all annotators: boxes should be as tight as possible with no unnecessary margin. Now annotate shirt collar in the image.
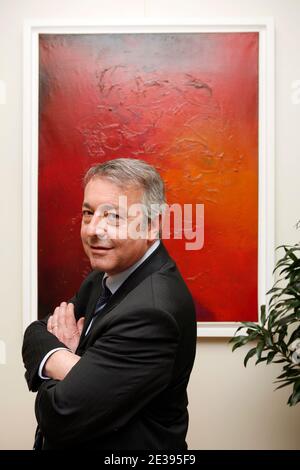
[103,240,160,294]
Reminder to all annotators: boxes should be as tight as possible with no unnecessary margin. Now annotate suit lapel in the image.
[78,271,105,339]
[99,243,171,316]
[77,243,172,350]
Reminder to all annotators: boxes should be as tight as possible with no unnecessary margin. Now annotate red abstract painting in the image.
[38,33,258,322]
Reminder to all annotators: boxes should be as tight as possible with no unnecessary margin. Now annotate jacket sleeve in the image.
[21,293,77,392]
[34,307,180,447]
[22,270,99,392]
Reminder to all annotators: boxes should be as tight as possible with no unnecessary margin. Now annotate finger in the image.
[47,315,53,332]
[77,317,85,335]
[57,302,67,330]
[65,303,76,329]
[52,306,61,331]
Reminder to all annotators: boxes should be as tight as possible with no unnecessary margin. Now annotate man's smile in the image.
[90,245,113,251]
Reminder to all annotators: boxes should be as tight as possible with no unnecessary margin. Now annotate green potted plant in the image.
[230,244,300,405]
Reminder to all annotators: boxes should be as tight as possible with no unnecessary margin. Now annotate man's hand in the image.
[47,302,85,353]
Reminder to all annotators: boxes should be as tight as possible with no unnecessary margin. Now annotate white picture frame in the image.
[23,18,275,337]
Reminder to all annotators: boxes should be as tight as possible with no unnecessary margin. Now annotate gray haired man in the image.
[22,158,197,450]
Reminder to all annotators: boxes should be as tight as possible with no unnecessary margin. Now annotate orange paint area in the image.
[39,33,258,321]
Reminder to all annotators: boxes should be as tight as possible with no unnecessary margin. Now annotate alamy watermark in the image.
[291,80,300,104]
[0,340,6,365]
[82,196,204,251]
[290,339,300,365]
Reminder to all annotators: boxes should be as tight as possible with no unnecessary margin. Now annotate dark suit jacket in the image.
[22,243,197,450]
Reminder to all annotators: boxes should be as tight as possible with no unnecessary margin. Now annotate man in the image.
[22,158,197,450]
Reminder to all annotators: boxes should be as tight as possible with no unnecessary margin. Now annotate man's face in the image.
[81,177,155,275]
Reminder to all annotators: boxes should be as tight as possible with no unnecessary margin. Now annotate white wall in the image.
[1,0,300,450]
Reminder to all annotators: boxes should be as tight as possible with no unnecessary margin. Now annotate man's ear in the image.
[147,214,161,241]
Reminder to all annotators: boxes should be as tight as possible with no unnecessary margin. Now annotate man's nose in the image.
[86,214,107,237]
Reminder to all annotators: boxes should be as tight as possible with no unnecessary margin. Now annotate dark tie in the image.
[93,277,112,316]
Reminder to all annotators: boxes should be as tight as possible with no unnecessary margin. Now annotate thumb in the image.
[77,317,85,334]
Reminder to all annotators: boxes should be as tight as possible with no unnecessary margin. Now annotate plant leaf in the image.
[243,347,257,367]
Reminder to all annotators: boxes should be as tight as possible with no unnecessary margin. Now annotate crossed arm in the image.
[22,299,179,447]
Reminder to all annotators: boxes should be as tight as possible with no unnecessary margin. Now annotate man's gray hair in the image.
[83,158,166,220]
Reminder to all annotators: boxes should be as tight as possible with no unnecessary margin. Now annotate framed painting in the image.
[23,19,274,336]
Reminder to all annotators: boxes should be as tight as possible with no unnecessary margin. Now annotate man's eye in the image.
[103,211,123,225]
[106,212,120,222]
[107,212,119,219]
[82,210,93,217]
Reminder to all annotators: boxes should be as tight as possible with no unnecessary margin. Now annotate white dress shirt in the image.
[38,240,160,379]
